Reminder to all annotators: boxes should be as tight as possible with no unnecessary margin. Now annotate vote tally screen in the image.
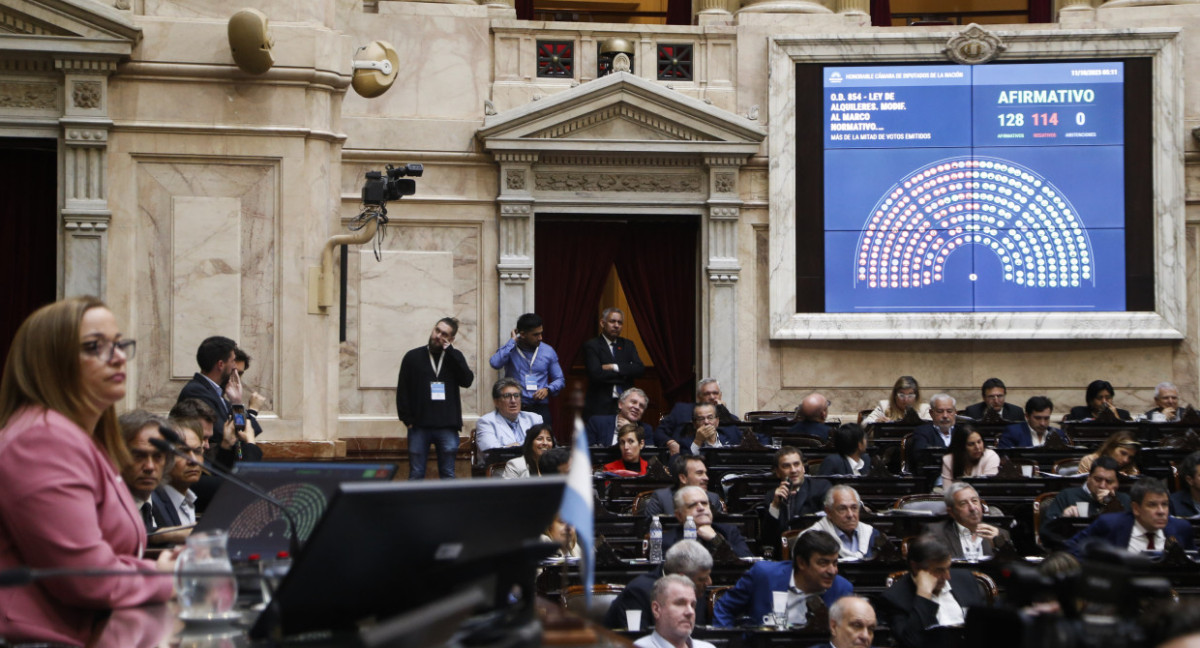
[821,61,1125,313]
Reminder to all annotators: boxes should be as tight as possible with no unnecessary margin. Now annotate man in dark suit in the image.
[603,539,713,629]
[154,423,204,529]
[1040,456,1129,545]
[1146,381,1183,422]
[1065,477,1196,556]
[962,377,1024,422]
[676,403,731,455]
[909,394,956,471]
[177,335,262,466]
[583,308,645,420]
[656,378,743,446]
[713,530,853,627]
[1170,451,1200,517]
[808,596,877,648]
[878,535,987,648]
[925,483,1011,560]
[664,486,751,558]
[644,454,722,517]
[998,396,1070,449]
[786,393,832,441]
[586,388,656,447]
[762,446,831,555]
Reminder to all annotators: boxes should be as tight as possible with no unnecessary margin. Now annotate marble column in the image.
[738,0,830,14]
[57,57,117,299]
[496,153,538,349]
[704,157,744,414]
[836,0,869,15]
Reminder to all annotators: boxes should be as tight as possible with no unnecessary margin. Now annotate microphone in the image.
[150,430,303,558]
[0,566,260,588]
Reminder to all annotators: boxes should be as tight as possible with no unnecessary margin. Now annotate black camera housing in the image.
[362,163,423,206]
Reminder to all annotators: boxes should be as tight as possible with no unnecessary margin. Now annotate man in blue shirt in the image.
[488,313,564,422]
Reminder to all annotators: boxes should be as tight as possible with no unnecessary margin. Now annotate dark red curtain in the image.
[666,0,692,25]
[613,222,697,409]
[871,0,891,26]
[1028,0,1052,22]
[534,221,622,441]
[516,0,533,19]
[0,139,57,370]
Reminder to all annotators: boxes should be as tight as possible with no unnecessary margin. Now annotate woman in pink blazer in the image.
[0,297,173,645]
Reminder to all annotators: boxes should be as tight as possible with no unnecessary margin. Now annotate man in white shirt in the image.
[155,423,205,527]
[475,378,543,452]
[633,574,716,648]
[802,485,883,560]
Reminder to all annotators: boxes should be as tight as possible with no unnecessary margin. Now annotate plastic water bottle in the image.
[649,516,664,562]
[684,515,697,540]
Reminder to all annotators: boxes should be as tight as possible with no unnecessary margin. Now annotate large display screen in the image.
[820,61,1126,313]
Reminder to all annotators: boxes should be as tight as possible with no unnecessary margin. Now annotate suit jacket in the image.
[925,519,1010,559]
[997,422,1070,449]
[1040,485,1131,542]
[475,410,543,452]
[586,416,654,447]
[786,420,831,441]
[713,560,853,627]
[0,407,173,645]
[801,516,883,560]
[177,373,265,467]
[664,523,752,558]
[763,477,832,529]
[657,402,742,446]
[603,569,712,629]
[817,453,871,477]
[582,336,645,419]
[909,424,952,470]
[643,487,722,517]
[1066,405,1133,422]
[1065,510,1196,556]
[1170,489,1200,518]
[962,402,1024,422]
[150,486,183,528]
[879,569,986,648]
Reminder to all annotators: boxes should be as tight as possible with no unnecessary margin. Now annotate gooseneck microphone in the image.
[150,430,303,558]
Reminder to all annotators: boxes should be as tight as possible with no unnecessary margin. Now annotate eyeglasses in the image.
[498,392,522,400]
[81,338,136,363]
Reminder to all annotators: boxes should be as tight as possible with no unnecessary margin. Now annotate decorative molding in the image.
[710,206,739,220]
[708,271,739,284]
[55,59,118,74]
[499,270,532,281]
[944,24,1007,65]
[505,168,526,190]
[0,9,69,36]
[64,127,108,144]
[530,104,712,141]
[540,153,696,167]
[64,219,109,232]
[71,80,101,109]
[714,172,735,193]
[0,82,57,109]
[535,171,702,192]
[500,203,533,216]
[0,59,55,73]
[494,152,540,164]
[704,155,746,167]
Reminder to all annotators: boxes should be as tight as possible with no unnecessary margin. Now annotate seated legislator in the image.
[655,378,742,446]
[541,514,582,560]
[476,377,543,452]
[0,297,173,645]
[801,485,884,560]
[961,377,1024,422]
[926,483,1011,560]
[1065,379,1133,421]
[813,596,879,648]
[604,539,713,629]
[910,394,958,460]
[1146,381,1183,422]
[1170,451,1200,518]
[863,375,931,425]
[676,403,728,455]
[586,388,656,448]
[764,446,831,536]
[117,410,170,536]
[786,393,833,441]
[1040,456,1130,542]
[603,424,650,476]
[939,424,1000,485]
[998,396,1070,449]
[1065,477,1195,556]
[664,486,751,558]
[878,535,987,648]
[1076,430,1140,476]
[633,574,717,648]
[502,423,555,479]
[155,422,204,529]
[644,454,723,517]
[818,423,872,476]
[713,530,852,628]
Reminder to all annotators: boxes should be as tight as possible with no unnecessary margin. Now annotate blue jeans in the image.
[408,427,458,479]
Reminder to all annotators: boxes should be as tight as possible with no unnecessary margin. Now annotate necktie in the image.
[141,502,156,531]
[1147,533,1156,550]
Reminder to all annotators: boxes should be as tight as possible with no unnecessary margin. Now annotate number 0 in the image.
[1075,112,1086,126]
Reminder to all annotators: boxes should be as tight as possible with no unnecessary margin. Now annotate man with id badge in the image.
[488,313,564,422]
[396,317,474,479]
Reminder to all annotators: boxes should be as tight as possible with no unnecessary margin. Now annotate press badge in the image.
[431,382,446,400]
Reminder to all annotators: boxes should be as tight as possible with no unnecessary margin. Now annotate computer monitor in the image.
[194,461,397,561]
[250,477,565,640]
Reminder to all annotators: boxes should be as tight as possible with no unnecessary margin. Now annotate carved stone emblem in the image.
[714,172,735,194]
[535,172,701,193]
[945,24,1006,65]
[613,53,632,74]
[72,81,101,109]
[505,169,525,190]
[0,82,57,109]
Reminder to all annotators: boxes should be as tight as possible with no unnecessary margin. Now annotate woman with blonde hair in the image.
[1077,430,1140,475]
[0,297,174,645]
[863,375,932,424]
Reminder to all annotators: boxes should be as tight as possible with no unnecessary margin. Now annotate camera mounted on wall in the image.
[354,163,424,260]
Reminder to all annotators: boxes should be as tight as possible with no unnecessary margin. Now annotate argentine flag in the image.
[559,413,594,602]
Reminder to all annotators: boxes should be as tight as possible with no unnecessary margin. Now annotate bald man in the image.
[787,393,831,441]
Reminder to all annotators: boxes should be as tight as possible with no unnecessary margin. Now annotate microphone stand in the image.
[150,435,303,558]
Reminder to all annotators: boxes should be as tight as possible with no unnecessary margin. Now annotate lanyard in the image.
[428,349,445,379]
[515,343,540,369]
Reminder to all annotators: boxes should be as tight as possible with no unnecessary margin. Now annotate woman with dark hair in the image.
[502,423,555,478]
[603,424,649,476]
[1066,379,1133,421]
[863,375,932,424]
[818,423,872,476]
[0,297,174,645]
[940,423,999,483]
[1077,430,1140,475]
